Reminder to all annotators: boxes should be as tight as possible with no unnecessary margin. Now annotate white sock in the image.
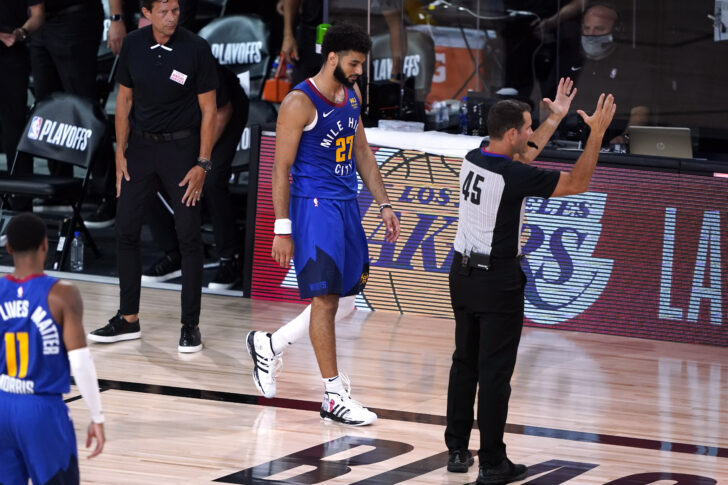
[335,295,356,319]
[323,375,345,394]
[270,304,310,354]
[270,295,357,355]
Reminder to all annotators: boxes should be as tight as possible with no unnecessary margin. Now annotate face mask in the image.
[581,34,615,60]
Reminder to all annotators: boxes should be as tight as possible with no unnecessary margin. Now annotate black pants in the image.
[0,44,33,210]
[291,24,322,86]
[445,252,526,467]
[117,132,203,326]
[29,0,103,178]
[147,109,246,259]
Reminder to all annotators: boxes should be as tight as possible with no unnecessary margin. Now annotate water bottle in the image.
[70,231,84,272]
[433,101,446,129]
[459,97,469,135]
[268,57,280,78]
[439,101,449,128]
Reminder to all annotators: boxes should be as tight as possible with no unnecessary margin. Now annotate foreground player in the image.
[1,213,105,484]
[247,23,400,426]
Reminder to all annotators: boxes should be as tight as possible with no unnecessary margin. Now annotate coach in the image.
[444,92,616,483]
[87,0,217,352]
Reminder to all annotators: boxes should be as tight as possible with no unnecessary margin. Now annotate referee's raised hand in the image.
[578,93,616,137]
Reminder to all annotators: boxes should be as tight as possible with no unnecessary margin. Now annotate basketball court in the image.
[58,279,727,484]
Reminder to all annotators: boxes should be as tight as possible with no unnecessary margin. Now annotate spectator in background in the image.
[374,0,406,83]
[0,0,44,212]
[501,0,582,109]
[141,63,249,290]
[567,1,650,144]
[281,0,323,86]
[28,0,125,226]
[30,0,125,140]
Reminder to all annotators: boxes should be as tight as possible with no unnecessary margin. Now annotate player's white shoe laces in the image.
[320,374,377,426]
[246,331,283,398]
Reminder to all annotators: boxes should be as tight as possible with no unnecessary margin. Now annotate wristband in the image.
[379,203,393,212]
[274,218,292,235]
[276,234,291,239]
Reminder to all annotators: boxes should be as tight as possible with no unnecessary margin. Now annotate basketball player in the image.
[1,213,105,484]
[246,23,400,426]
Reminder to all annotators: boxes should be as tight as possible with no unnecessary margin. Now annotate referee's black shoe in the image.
[476,458,527,484]
[447,449,474,473]
[178,325,203,353]
[87,311,141,343]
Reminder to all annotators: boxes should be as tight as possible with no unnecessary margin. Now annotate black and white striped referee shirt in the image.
[453,148,560,258]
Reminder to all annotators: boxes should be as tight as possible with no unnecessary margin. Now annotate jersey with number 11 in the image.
[0,275,69,395]
[290,79,362,200]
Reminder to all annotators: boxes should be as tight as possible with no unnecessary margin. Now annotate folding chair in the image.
[198,15,270,99]
[0,92,109,270]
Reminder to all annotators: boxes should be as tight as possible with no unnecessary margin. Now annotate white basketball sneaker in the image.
[246,331,282,398]
[320,375,377,426]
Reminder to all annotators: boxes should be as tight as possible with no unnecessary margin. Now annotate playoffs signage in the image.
[18,93,106,167]
[27,116,93,151]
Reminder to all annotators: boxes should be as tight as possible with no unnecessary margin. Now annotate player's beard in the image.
[334,62,356,88]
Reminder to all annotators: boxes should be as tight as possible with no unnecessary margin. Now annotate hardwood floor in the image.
[10,278,728,483]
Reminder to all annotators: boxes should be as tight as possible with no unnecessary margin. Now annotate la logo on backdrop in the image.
[521,193,614,325]
[305,146,613,324]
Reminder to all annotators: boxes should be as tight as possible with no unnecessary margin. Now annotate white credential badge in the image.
[170,70,188,85]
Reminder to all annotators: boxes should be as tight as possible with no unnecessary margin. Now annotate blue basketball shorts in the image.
[290,196,370,299]
[0,392,79,485]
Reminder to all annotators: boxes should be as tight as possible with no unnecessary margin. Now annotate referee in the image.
[87,0,218,352]
[444,93,616,483]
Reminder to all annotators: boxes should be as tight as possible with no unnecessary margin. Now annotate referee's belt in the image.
[132,128,193,142]
[456,251,523,271]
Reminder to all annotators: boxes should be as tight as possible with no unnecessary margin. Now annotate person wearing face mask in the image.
[566,1,650,145]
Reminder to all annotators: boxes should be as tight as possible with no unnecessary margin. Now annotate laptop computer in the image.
[628,126,693,159]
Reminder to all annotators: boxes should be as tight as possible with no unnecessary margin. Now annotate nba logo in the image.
[28,116,43,140]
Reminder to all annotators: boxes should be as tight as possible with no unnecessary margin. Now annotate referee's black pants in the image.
[445,251,526,467]
[116,132,203,326]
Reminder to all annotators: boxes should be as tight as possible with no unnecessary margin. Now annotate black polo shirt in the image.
[453,149,560,258]
[44,0,95,15]
[0,0,42,32]
[116,25,218,133]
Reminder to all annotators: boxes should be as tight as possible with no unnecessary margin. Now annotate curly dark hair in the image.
[321,23,372,60]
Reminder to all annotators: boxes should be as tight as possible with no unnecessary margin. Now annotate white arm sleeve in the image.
[68,347,104,423]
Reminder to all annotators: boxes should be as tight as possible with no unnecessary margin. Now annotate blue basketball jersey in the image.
[0,274,69,395]
[290,79,362,200]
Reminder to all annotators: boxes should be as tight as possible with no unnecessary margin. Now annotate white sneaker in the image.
[320,375,377,426]
[246,331,282,398]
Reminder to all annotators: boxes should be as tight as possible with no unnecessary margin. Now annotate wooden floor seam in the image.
[66,377,728,459]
